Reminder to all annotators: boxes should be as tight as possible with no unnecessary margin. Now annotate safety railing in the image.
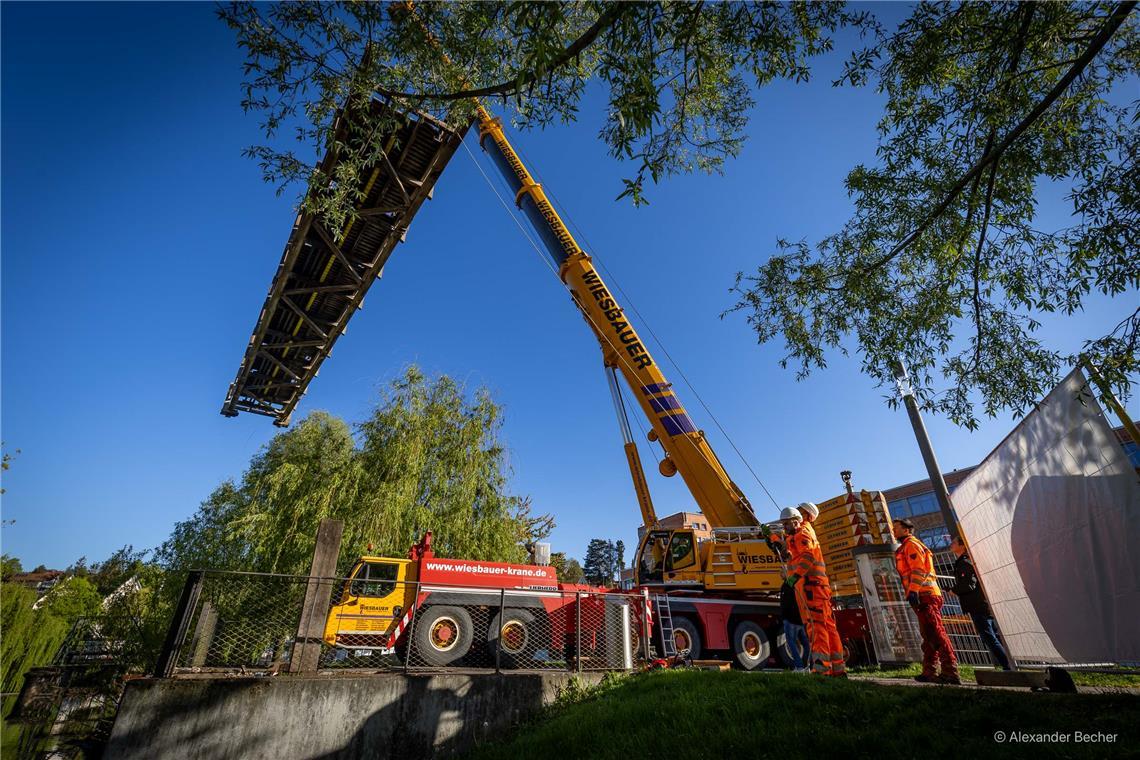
[156,570,649,676]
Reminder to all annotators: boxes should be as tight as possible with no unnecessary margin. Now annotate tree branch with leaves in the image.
[726,1,1138,428]
[218,0,871,218]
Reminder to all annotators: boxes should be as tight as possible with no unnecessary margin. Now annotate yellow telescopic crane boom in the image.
[391,2,758,530]
[473,109,758,530]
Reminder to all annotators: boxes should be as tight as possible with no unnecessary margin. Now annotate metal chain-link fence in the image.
[174,572,309,673]
[932,550,1003,668]
[7,615,153,760]
[161,571,649,676]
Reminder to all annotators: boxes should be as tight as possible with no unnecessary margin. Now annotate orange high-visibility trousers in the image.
[916,593,957,679]
[795,580,846,676]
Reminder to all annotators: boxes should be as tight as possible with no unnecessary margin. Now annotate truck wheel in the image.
[413,606,473,667]
[775,630,796,668]
[731,621,769,671]
[671,617,702,660]
[488,609,546,669]
[843,638,867,667]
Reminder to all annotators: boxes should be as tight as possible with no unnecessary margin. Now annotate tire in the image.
[775,630,794,668]
[488,609,546,669]
[843,638,867,668]
[731,621,770,671]
[670,617,702,660]
[413,606,473,667]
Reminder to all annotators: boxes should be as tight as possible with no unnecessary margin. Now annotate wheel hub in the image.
[430,617,459,651]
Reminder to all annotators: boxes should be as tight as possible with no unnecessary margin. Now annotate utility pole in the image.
[891,359,960,543]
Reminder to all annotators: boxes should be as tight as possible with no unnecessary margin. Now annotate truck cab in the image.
[324,556,417,653]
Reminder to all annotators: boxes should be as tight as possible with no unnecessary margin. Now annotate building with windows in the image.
[635,511,713,544]
[882,425,1138,550]
[882,468,975,550]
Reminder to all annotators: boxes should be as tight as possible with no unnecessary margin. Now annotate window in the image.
[917,528,951,550]
[907,492,939,516]
[1123,441,1140,468]
[666,533,695,570]
[887,499,910,519]
[350,562,399,598]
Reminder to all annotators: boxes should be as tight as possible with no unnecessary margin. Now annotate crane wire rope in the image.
[461,136,730,518]
[507,138,781,510]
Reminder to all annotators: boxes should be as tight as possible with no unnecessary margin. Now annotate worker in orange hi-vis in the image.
[778,504,846,677]
[893,518,959,684]
[796,501,847,677]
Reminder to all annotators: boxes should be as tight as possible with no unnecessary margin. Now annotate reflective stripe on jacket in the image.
[895,534,941,597]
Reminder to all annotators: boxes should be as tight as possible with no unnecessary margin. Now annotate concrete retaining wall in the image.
[105,671,604,760]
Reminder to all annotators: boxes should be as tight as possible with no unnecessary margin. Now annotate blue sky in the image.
[2,3,1136,570]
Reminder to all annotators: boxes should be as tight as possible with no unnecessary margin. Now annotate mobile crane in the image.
[334,3,790,668]
[234,11,876,669]
[322,96,789,669]
[319,3,796,669]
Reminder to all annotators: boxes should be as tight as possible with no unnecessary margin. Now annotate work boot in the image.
[937,674,962,685]
[913,675,935,683]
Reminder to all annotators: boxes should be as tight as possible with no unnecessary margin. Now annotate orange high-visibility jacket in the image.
[895,534,942,597]
[786,522,829,588]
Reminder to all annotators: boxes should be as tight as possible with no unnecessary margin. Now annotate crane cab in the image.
[635,528,701,587]
[635,526,785,592]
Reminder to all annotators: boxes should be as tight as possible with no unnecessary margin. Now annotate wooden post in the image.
[189,601,218,668]
[1082,358,1140,449]
[289,519,344,673]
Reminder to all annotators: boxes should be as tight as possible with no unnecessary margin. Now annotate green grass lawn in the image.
[468,670,1139,759]
[851,663,1140,689]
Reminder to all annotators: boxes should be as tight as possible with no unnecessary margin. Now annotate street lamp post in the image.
[891,359,960,543]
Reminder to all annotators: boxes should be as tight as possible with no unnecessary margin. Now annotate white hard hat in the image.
[779,507,802,521]
[798,501,819,520]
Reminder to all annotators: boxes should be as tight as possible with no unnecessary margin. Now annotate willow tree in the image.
[728,2,1138,427]
[158,367,547,575]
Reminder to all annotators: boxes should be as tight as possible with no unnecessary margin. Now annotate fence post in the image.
[641,588,651,662]
[188,601,218,668]
[404,582,417,674]
[289,518,344,673]
[575,591,582,674]
[154,570,204,677]
[495,589,505,673]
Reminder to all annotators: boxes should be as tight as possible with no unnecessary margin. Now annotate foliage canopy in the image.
[219,0,868,217]
[727,2,1138,427]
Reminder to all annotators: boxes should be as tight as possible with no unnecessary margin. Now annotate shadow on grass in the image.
[467,670,1140,760]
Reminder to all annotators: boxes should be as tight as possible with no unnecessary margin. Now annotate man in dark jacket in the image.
[951,536,1013,670]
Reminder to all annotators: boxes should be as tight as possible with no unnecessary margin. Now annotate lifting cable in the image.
[461,135,777,514]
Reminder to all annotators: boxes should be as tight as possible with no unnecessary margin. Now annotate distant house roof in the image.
[8,569,65,585]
